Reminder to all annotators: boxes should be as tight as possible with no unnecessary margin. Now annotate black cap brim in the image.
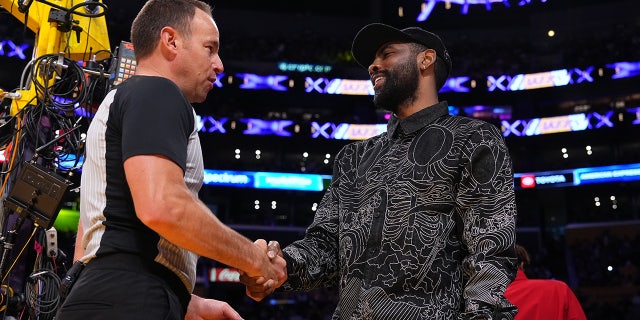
[351,23,452,83]
[351,23,417,68]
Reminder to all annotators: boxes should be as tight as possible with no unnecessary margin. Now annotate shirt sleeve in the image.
[280,146,345,291]
[455,122,519,319]
[120,78,193,172]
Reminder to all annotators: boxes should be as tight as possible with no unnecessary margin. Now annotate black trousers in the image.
[55,253,191,320]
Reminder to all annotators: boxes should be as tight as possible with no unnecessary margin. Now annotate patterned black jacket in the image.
[282,101,518,320]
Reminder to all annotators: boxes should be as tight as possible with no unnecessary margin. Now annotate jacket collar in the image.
[386,101,449,138]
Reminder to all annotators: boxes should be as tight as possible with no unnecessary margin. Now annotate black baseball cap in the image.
[351,23,452,88]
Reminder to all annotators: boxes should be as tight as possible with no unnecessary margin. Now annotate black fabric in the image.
[98,75,193,261]
[56,253,191,320]
[117,76,193,171]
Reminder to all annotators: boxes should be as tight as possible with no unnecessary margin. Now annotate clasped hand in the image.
[240,240,287,301]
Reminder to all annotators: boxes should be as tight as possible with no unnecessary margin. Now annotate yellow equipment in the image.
[0,4,111,311]
[0,0,111,115]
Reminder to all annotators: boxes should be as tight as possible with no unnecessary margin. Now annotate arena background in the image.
[1,0,639,319]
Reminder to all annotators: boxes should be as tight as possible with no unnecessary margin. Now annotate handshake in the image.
[240,239,287,301]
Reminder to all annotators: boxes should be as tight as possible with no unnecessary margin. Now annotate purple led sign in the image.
[0,40,29,60]
[501,111,614,137]
[416,0,548,22]
[237,73,288,91]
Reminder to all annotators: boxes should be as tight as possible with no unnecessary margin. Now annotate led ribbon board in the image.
[196,110,625,140]
[441,77,472,93]
[0,39,30,60]
[501,111,614,137]
[629,107,640,125]
[311,122,387,140]
[305,77,373,95]
[204,163,640,192]
[304,76,470,95]
[573,163,640,186]
[203,169,330,192]
[221,60,639,95]
[488,67,594,92]
[515,163,640,189]
[237,73,289,91]
[607,62,640,80]
[242,119,294,137]
[416,0,549,22]
[516,171,574,189]
[278,62,332,73]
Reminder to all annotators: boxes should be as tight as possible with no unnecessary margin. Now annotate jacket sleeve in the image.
[455,122,519,320]
[280,147,347,291]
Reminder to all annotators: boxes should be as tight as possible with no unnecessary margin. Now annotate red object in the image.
[210,267,240,282]
[505,269,587,320]
[520,175,536,188]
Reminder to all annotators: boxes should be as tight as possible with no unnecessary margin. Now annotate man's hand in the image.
[240,240,287,301]
[266,240,283,260]
[185,295,243,320]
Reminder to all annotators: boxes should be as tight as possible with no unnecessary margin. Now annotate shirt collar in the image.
[386,101,449,138]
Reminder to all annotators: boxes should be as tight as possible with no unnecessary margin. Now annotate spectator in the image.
[505,244,587,320]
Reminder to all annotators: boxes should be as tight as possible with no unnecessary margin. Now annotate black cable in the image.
[25,269,60,320]
[0,4,105,316]
[30,54,88,111]
[34,0,107,18]
[92,49,113,60]
[12,52,93,176]
[25,232,62,320]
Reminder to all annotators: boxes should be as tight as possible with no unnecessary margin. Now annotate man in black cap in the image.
[243,23,518,319]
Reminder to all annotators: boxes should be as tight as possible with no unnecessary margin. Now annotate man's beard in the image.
[372,58,420,114]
